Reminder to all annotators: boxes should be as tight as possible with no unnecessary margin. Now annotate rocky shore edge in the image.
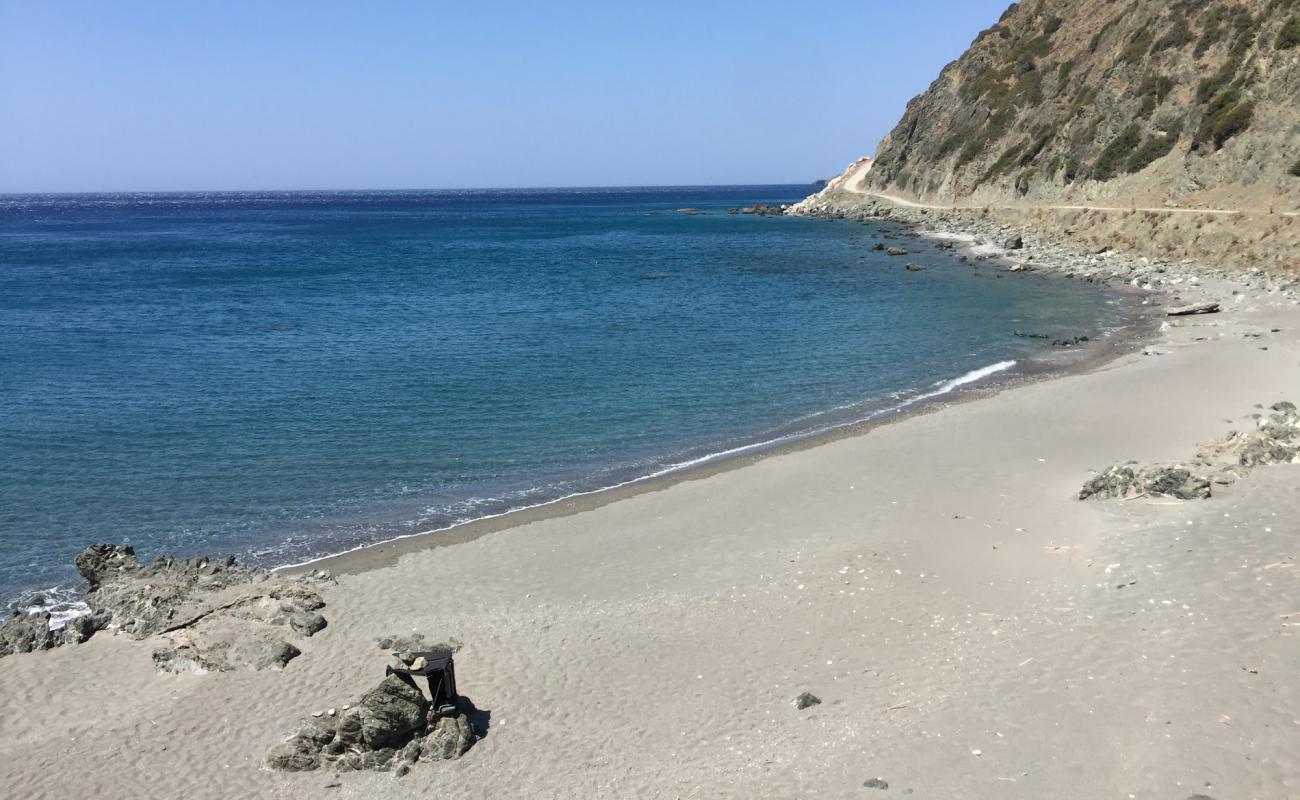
[0,544,333,672]
[789,195,1300,313]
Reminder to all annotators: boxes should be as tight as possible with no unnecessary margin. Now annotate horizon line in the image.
[0,181,830,198]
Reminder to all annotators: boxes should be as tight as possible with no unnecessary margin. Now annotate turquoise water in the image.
[0,187,1125,613]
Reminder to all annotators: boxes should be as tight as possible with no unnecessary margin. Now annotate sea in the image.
[0,186,1130,621]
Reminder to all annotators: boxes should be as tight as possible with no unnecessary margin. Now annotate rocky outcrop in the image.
[1,544,332,671]
[1194,401,1300,471]
[267,664,480,775]
[1079,464,1212,501]
[1081,400,1300,500]
[0,611,60,656]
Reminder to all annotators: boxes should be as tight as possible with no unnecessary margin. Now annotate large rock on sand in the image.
[356,675,430,749]
[0,611,58,656]
[0,543,334,671]
[1078,464,1211,501]
[268,670,479,775]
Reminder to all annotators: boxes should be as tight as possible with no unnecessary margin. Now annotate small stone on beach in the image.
[794,692,821,710]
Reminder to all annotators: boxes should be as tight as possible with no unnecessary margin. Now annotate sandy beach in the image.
[2,240,1299,799]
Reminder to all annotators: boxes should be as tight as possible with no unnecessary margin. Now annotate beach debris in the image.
[1167,302,1220,316]
[863,777,890,790]
[267,658,480,774]
[794,691,822,710]
[1078,464,1211,501]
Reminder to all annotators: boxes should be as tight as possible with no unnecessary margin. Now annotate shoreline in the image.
[285,223,1158,579]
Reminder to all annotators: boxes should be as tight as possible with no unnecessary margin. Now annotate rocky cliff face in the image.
[866,0,1300,209]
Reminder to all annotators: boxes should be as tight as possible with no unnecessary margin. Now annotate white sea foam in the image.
[19,587,91,631]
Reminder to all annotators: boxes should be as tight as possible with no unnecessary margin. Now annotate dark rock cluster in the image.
[1080,401,1300,501]
[266,660,479,775]
[1079,464,1212,501]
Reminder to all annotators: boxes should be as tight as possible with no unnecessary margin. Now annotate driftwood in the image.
[1167,302,1220,317]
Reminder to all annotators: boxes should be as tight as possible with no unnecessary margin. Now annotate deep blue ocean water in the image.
[0,186,1126,614]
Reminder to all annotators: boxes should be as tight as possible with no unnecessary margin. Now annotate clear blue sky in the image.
[0,1,1011,192]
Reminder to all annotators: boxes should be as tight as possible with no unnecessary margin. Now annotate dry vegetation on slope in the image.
[867,0,1300,210]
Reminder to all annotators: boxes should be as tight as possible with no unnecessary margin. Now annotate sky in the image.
[0,1,1013,192]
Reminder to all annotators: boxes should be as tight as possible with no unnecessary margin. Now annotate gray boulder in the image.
[1142,467,1211,500]
[266,738,321,772]
[1004,234,1024,249]
[423,712,476,760]
[794,691,822,710]
[357,675,429,749]
[0,611,58,656]
[268,670,479,775]
[1079,464,1210,501]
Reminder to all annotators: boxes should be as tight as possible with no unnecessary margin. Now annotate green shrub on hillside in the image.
[1290,159,1300,177]
[1121,26,1156,64]
[1015,168,1038,196]
[1013,70,1044,106]
[1126,126,1183,173]
[1093,124,1143,180]
[1136,75,1175,118]
[1194,5,1252,57]
[1196,99,1255,149]
[1153,18,1193,52]
[1278,18,1300,49]
[1056,60,1074,92]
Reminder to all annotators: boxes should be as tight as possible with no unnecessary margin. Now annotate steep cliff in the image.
[865,0,1300,210]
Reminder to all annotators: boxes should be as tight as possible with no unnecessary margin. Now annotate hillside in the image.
[864,0,1300,210]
